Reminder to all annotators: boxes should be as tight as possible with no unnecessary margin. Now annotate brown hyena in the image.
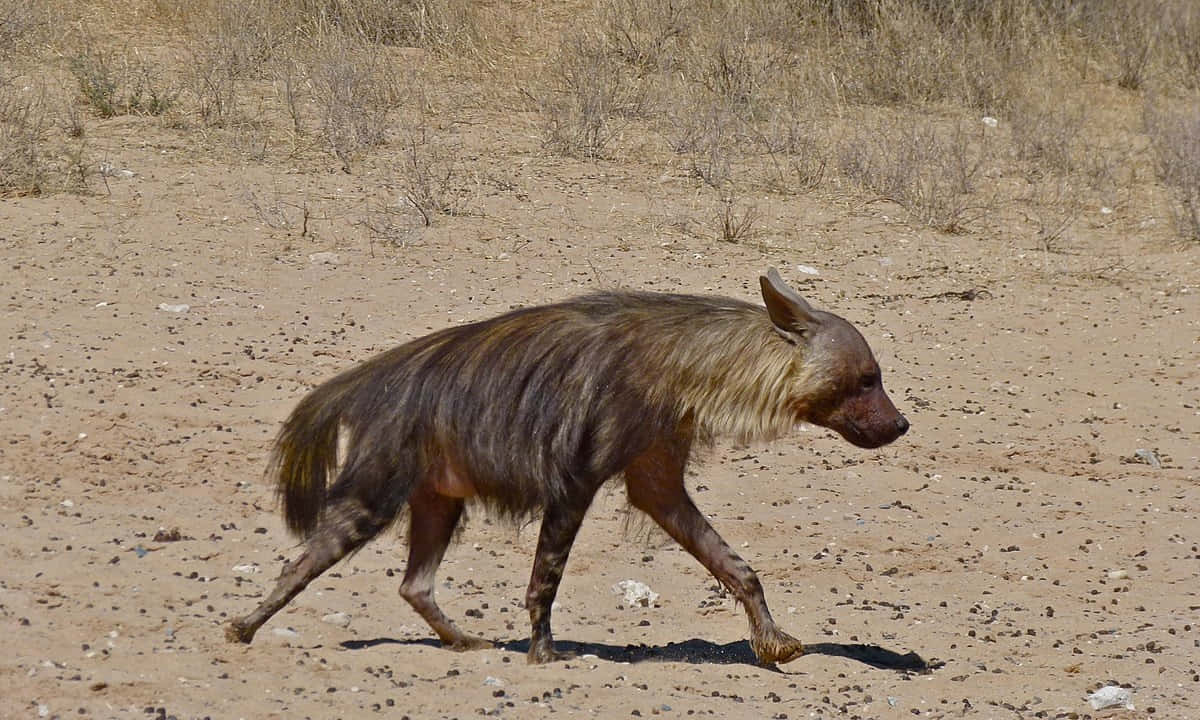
[226,269,908,665]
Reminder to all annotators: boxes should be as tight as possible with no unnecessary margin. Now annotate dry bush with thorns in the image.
[541,30,650,158]
[837,118,995,234]
[69,47,179,119]
[714,194,760,244]
[1146,100,1200,242]
[0,74,50,196]
[306,37,408,171]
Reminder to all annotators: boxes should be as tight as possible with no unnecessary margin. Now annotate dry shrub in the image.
[0,75,91,197]
[837,117,994,233]
[751,103,828,193]
[667,97,737,188]
[0,74,50,195]
[0,0,48,57]
[597,0,692,72]
[541,30,650,158]
[1008,92,1087,178]
[159,0,479,52]
[1161,1,1200,90]
[69,46,179,118]
[397,129,474,224]
[1145,100,1200,242]
[306,36,409,171]
[714,194,760,244]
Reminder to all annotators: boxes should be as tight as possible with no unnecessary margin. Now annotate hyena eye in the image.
[860,373,878,390]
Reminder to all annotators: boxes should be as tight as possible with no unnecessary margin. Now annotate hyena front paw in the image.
[225,620,256,644]
[751,628,805,665]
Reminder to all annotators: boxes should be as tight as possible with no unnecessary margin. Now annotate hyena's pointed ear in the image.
[760,268,820,340]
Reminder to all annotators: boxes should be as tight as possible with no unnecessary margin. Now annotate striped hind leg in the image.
[398,481,492,650]
[226,498,386,643]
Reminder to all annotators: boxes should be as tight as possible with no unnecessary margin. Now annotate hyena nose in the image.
[894,415,910,436]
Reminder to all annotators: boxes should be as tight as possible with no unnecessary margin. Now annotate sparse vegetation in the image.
[714,194,759,244]
[0,0,1195,242]
[1146,100,1200,242]
[0,74,50,196]
[307,36,408,171]
[837,118,993,234]
[69,47,179,118]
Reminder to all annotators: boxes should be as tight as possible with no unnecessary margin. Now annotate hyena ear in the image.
[759,268,820,341]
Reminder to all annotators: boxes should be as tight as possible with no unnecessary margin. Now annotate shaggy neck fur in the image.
[641,303,813,445]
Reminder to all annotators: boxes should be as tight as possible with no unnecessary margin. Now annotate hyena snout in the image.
[824,385,908,449]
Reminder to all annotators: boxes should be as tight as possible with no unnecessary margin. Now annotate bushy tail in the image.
[268,374,359,538]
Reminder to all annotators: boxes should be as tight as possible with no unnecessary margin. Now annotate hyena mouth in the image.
[842,421,890,449]
[843,416,909,449]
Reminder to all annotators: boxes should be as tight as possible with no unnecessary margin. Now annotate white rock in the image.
[1088,685,1133,710]
[1107,569,1129,580]
[613,579,659,607]
[232,563,259,574]
[271,627,299,639]
[1133,448,1161,468]
[982,116,998,128]
[308,252,340,265]
[321,612,351,628]
[795,264,820,275]
[158,303,190,313]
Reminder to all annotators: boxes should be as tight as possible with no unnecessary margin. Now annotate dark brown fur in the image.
[226,269,908,664]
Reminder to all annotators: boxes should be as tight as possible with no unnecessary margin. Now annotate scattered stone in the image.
[795,264,820,276]
[1107,569,1129,580]
[271,627,299,639]
[158,303,190,313]
[484,676,505,687]
[1133,449,1161,467]
[153,527,183,542]
[98,162,136,178]
[322,612,351,628]
[308,252,340,265]
[613,580,659,608]
[232,564,259,574]
[1088,685,1133,710]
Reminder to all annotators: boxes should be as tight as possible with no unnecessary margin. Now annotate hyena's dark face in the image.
[759,268,908,450]
[801,317,908,450]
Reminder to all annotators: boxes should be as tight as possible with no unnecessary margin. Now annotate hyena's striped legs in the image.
[525,495,590,664]
[624,431,805,666]
[399,483,492,650]
[226,498,386,643]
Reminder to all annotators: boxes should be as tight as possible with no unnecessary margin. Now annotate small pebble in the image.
[322,612,351,628]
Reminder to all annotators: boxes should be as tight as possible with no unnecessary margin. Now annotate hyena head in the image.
[760,269,909,449]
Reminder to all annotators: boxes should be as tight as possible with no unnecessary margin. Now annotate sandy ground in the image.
[2,98,1199,720]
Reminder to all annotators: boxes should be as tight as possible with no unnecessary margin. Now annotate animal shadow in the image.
[342,636,942,672]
